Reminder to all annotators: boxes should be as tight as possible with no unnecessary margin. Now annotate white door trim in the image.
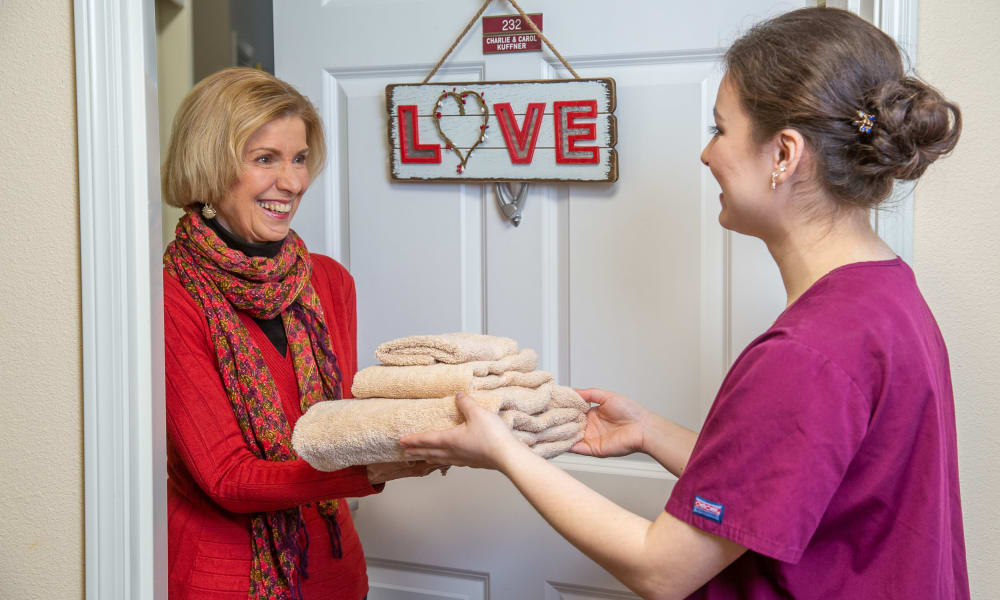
[75,0,166,598]
[75,2,916,598]
[871,0,919,263]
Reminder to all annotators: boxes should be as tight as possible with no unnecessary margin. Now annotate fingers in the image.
[575,387,611,405]
[455,391,491,420]
[399,428,453,449]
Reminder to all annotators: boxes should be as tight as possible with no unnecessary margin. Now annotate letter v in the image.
[494,102,545,164]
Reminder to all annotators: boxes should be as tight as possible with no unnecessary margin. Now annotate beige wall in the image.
[157,0,194,246]
[0,1,83,598]
[917,0,1000,596]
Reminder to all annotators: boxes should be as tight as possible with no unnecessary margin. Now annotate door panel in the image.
[275,2,800,597]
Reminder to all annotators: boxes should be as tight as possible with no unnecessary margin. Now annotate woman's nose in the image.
[276,163,303,194]
[700,141,712,166]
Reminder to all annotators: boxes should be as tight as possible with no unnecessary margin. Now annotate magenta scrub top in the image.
[666,258,969,599]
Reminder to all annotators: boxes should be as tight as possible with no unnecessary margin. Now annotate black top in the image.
[205,215,288,356]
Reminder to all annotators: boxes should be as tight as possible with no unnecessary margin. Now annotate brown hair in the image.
[725,7,961,209]
[161,67,326,208]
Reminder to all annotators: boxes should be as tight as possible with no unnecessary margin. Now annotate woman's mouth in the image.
[256,200,292,218]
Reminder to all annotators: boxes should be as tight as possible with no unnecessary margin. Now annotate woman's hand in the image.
[399,392,522,471]
[570,388,648,458]
[365,460,441,485]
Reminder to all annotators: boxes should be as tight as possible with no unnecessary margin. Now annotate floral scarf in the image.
[164,209,343,600]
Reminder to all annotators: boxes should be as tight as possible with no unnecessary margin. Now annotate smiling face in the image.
[213,115,311,244]
[700,76,779,238]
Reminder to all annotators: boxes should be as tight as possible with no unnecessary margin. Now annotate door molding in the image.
[76,2,916,598]
[871,0,919,263]
[75,0,166,598]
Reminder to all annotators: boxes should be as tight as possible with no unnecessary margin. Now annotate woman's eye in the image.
[708,125,721,136]
[254,155,272,164]
[294,154,307,164]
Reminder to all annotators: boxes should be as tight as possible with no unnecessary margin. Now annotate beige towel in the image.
[375,332,519,366]
[532,434,585,459]
[550,385,590,412]
[501,407,583,433]
[352,361,551,399]
[293,385,553,471]
[512,415,586,445]
[292,395,504,472]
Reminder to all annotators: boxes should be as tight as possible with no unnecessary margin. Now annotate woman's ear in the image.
[771,128,806,184]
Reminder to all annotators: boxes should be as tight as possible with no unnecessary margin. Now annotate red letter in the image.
[554,100,599,164]
[398,105,441,163]
[494,102,545,164]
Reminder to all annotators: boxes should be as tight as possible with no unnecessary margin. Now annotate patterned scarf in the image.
[164,209,344,600]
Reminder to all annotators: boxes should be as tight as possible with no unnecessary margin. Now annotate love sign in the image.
[386,78,618,183]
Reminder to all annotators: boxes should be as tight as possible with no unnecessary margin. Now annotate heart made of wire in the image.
[432,90,489,174]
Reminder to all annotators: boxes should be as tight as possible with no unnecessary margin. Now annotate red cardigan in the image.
[165,253,381,599]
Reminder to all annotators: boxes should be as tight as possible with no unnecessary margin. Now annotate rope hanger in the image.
[422,0,581,83]
[419,0,585,226]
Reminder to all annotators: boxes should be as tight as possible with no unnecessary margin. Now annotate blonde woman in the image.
[162,67,432,599]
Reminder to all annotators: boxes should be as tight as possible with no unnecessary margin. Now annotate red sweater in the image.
[165,253,381,599]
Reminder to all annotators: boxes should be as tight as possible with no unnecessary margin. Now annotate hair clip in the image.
[853,110,876,134]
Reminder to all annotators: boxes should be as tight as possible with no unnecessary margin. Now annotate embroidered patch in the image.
[693,496,724,523]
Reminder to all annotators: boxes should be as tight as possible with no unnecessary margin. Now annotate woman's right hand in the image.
[570,388,649,458]
[365,460,441,485]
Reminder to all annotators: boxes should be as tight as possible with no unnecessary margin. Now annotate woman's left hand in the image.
[399,392,521,470]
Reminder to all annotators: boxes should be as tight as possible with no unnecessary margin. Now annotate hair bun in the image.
[862,77,962,181]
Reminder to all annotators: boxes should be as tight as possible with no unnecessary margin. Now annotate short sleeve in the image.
[665,337,871,563]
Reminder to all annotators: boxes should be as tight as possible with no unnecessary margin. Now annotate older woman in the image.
[401,8,968,599]
[162,67,431,599]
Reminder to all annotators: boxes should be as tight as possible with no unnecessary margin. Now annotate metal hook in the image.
[495,182,528,227]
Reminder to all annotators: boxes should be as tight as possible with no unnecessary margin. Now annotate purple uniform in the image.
[666,258,969,599]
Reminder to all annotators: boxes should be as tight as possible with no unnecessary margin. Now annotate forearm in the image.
[496,444,667,598]
[640,411,698,478]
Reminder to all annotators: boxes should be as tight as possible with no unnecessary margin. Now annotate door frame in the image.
[75,0,166,598]
[75,2,917,598]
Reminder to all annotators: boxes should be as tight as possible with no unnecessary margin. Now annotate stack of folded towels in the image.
[293,332,590,472]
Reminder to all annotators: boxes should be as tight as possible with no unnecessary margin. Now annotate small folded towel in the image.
[375,332,519,366]
[550,385,591,412]
[532,434,585,459]
[352,361,551,399]
[512,415,586,445]
[501,407,583,433]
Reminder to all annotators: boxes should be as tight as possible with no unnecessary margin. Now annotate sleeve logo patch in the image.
[693,496,724,523]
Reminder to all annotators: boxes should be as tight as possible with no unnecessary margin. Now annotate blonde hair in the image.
[162,67,326,208]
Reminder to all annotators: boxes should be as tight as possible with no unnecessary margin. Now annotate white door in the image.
[275,1,799,597]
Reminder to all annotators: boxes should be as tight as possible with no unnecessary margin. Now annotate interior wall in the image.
[0,1,84,598]
[156,0,194,246]
[916,0,1000,596]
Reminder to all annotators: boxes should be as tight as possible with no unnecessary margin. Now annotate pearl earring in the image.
[201,203,217,219]
[770,164,787,191]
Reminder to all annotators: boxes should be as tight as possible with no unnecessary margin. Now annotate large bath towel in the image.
[294,385,554,471]
[375,332,519,366]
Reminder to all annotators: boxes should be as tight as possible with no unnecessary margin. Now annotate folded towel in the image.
[532,434,585,459]
[464,349,538,375]
[352,362,551,399]
[375,332,519,366]
[550,385,590,412]
[292,395,505,472]
[487,383,553,415]
[501,407,583,433]
[512,415,586,445]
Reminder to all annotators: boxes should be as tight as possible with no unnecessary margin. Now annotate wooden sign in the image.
[386,78,618,183]
[482,13,543,54]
